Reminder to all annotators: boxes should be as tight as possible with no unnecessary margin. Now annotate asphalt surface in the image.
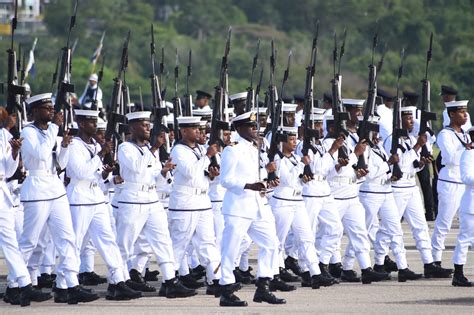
[1,220,473,314]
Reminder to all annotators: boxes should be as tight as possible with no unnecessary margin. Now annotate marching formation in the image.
[1,3,474,309]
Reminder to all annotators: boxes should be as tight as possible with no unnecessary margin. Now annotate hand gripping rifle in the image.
[104,31,129,168]
[390,49,408,181]
[209,27,232,167]
[4,0,26,136]
[356,26,384,169]
[331,30,350,160]
[245,40,260,112]
[149,24,170,161]
[54,0,78,133]
[302,20,320,178]
[267,51,292,181]
[418,32,436,159]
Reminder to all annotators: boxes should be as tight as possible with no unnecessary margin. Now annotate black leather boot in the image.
[452,265,472,287]
[312,273,339,288]
[190,265,206,281]
[19,284,52,307]
[284,256,302,276]
[78,271,107,286]
[125,279,156,292]
[3,286,20,305]
[279,267,300,282]
[114,281,142,300]
[67,285,100,304]
[361,267,390,284]
[424,262,453,278]
[220,290,248,307]
[269,275,296,292]
[253,278,286,304]
[341,269,361,282]
[179,274,205,289]
[384,256,399,272]
[398,268,423,282]
[37,273,54,289]
[233,267,252,284]
[165,277,197,298]
[328,262,343,278]
[144,268,160,282]
[301,271,312,287]
[319,263,339,284]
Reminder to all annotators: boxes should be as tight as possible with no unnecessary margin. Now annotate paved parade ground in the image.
[1,221,473,315]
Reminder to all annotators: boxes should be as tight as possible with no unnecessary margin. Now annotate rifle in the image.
[91,53,105,110]
[301,20,320,178]
[418,32,436,159]
[104,31,129,168]
[267,51,292,181]
[172,48,182,141]
[149,24,170,159]
[209,27,231,167]
[54,0,78,133]
[182,50,193,116]
[331,30,350,160]
[245,40,260,112]
[4,0,26,136]
[266,40,277,129]
[356,27,382,169]
[390,49,408,181]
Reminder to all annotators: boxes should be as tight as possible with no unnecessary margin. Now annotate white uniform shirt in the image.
[270,153,304,205]
[66,137,105,205]
[220,135,269,220]
[384,134,423,188]
[20,123,69,201]
[0,128,19,207]
[117,141,166,204]
[437,127,471,184]
[360,143,392,193]
[168,142,212,211]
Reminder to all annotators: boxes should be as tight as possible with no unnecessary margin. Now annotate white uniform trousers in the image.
[304,195,343,264]
[116,202,175,281]
[212,201,225,253]
[272,203,321,276]
[79,239,96,273]
[168,209,220,283]
[237,235,253,271]
[40,235,56,275]
[359,192,408,269]
[1,206,31,288]
[19,196,79,289]
[27,226,53,285]
[71,204,124,284]
[453,212,474,265]
[219,214,278,285]
[335,197,371,270]
[130,233,153,274]
[432,180,465,261]
[387,187,433,264]
[71,203,124,284]
[14,205,23,240]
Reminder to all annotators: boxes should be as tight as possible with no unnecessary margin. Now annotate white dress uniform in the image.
[219,132,278,285]
[208,152,226,252]
[168,136,220,283]
[296,140,343,265]
[19,118,80,290]
[66,131,126,284]
[431,124,470,262]
[323,137,372,271]
[383,133,434,264]
[116,138,176,282]
[453,148,474,264]
[269,148,321,277]
[0,128,31,289]
[358,143,408,269]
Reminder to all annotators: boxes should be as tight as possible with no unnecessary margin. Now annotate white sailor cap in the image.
[192,108,213,118]
[126,111,151,122]
[325,115,335,121]
[74,109,99,120]
[230,92,247,102]
[312,107,326,115]
[25,93,53,108]
[445,100,469,110]
[280,126,298,136]
[89,73,98,81]
[199,120,208,128]
[282,103,297,113]
[71,122,78,130]
[342,99,365,108]
[224,107,235,119]
[177,116,202,128]
[400,106,417,115]
[257,107,268,115]
[232,111,257,127]
[97,121,107,130]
